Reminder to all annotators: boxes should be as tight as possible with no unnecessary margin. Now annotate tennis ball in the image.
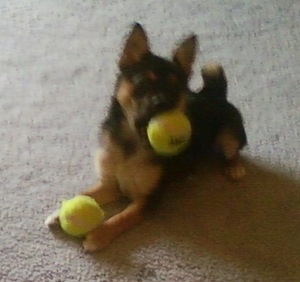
[147,109,192,156]
[59,195,105,237]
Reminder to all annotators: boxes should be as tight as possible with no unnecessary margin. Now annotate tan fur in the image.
[81,132,162,251]
[173,35,197,77]
[116,80,135,109]
[201,62,224,79]
[116,78,188,132]
[178,93,187,112]
[215,131,240,160]
[119,25,150,68]
[83,199,146,252]
[45,121,163,252]
[225,160,246,180]
[116,79,138,131]
[101,133,162,198]
[214,130,246,180]
[45,24,245,252]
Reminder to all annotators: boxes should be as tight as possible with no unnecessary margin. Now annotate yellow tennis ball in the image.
[59,195,105,237]
[147,110,192,156]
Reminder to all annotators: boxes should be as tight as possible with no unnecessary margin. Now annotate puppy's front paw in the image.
[45,209,60,227]
[83,224,113,252]
[225,162,246,181]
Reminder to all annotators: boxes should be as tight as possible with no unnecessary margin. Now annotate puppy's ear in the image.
[173,35,198,78]
[119,23,150,68]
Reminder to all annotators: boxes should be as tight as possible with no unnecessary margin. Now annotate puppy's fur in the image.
[45,23,247,252]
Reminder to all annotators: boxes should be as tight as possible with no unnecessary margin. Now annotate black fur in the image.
[102,61,246,172]
[187,75,247,159]
[101,24,247,189]
[102,53,188,156]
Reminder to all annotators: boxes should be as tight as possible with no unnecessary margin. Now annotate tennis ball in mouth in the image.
[147,110,192,156]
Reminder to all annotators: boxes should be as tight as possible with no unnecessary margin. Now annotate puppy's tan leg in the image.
[224,157,246,181]
[44,180,120,227]
[81,180,121,206]
[45,149,121,227]
[44,209,60,227]
[215,131,246,180]
[83,150,163,252]
[83,148,121,205]
[83,198,146,252]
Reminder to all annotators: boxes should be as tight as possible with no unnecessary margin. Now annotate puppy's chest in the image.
[114,146,162,199]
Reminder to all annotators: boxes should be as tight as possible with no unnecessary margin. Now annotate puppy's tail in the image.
[201,63,227,99]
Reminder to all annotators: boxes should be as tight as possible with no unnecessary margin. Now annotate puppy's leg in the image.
[82,148,121,205]
[214,129,246,180]
[83,198,146,252]
[45,149,121,227]
[44,209,61,227]
[83,155,162,252]
[45,180,121,227]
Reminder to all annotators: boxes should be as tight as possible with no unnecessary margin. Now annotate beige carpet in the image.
[1,0,300,281]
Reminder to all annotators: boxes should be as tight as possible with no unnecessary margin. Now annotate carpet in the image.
[1,0,300,281]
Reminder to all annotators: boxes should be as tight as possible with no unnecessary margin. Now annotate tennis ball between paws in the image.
[59,195,105,237]
[147,110,192,156]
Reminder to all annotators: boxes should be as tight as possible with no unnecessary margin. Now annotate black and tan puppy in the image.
[45,23,247,252]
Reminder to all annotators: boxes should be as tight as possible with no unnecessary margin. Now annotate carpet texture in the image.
[1,0,300,281]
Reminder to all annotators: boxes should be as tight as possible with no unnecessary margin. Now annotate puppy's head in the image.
[115,23,197,139]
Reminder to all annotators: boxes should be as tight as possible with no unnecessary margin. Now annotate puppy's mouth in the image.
[134,102,183,147]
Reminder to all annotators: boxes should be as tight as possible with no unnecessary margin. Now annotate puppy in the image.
[45,23,247,252]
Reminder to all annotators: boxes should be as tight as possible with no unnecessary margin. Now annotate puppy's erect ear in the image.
[119,23,150,68]
[173,35,198,78]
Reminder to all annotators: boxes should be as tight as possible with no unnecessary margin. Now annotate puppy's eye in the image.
[168,74,179,85]
[132,71,157,85]
[145,71,157,81]
[132,73,144,85]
